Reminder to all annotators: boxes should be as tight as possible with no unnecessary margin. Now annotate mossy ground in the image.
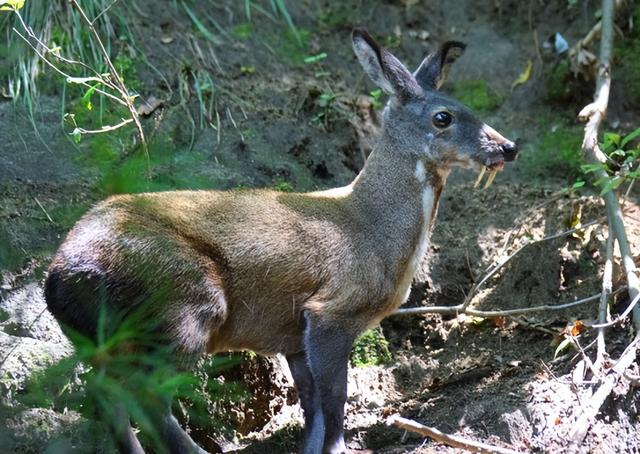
[614,5,640,106]
[351,328,392,367]
[519,114,583,183]
[449,79,503,114]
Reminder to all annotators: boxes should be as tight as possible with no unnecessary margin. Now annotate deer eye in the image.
[432,111,453,128]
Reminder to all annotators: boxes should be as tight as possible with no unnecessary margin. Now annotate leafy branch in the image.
[2,0,148,160]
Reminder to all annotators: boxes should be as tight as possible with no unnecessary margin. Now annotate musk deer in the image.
[45,29,517,454]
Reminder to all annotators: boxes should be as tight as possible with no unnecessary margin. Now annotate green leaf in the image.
[0,0,25,11]
[581,163,604,174]
[572,180,585,189]
[599,176,624,195]
[303,52,327,64]
[602,132,621,150]
[621,127,640,148]
[554,337,573,359]
[82,84,99,108]
[181,0,222,45]
[70,128,82,144]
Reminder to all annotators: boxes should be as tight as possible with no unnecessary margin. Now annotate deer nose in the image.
[501,141,518,161]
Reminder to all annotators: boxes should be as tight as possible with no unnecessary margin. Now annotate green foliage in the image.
[544,60,591,106]
[351,328,392,367]
[450,80,503,114]
[244,0,302,47]
[1,0,132,103]
[18,300,244,450]
[582,127,640,195]
[369,88,383,110]
[318,3,353,28]
[232,22,253,40]
[240,65,256,75]
[614,5,640,105]
[303,52,327,64]
[113,52,140,91]
[309,88,351,129]
[273,181,294,192]
[174,354,247,440]
[269,28,311,66]
[520,116,583,181]
[180,0,222,44]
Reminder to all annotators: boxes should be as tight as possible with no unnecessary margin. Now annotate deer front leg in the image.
[303,312,359,454]
[286,351,323,453]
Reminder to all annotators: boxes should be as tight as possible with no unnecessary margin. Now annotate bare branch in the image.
[74,118,134,135]
[394,219,602,318]
[68,0,147,154]
[394,290,612,317]
[11,27,126,106]
[459,219,601,311]
[591,290,640,329]
[595,222,614,367]
[578,0,640,333]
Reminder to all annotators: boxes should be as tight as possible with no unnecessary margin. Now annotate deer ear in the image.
[352,28,420,100]
[414,41,466,90]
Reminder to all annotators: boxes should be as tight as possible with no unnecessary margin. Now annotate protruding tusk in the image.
[473,166,486,189]
[484,168,498,189]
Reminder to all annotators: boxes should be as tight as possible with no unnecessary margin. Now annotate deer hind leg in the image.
[160,398,214,454]
[109,403,146,454]
[303,312,360,454]
[48,241,227,453]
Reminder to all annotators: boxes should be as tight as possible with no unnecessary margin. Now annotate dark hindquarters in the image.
[44,232,229,453]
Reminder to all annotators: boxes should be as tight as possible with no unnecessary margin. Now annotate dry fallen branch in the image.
[387,415,523,454]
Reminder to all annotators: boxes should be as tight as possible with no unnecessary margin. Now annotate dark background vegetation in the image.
[1,0,640,452]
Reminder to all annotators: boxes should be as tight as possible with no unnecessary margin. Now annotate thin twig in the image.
[460,219,601,311]
[11,27,126,106]
[68,0,148,157]
[75,118,134,134]
[12,10,117,87]
[595,221,614,367]
[395,219,607,318]
[92,0,120,25]
[394,290,611,317]
[33,197,55,225]
[388,415,523,454]
[591,291,640,329]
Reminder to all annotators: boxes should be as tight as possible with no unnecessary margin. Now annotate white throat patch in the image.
[414,160,426,183]
[392,185,435,308]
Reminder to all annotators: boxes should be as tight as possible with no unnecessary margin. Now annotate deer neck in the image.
[348,135,448,304]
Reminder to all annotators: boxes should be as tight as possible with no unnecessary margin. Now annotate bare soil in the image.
[2,1,640,453]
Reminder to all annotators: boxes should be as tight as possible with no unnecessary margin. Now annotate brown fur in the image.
[44,29,518,454]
